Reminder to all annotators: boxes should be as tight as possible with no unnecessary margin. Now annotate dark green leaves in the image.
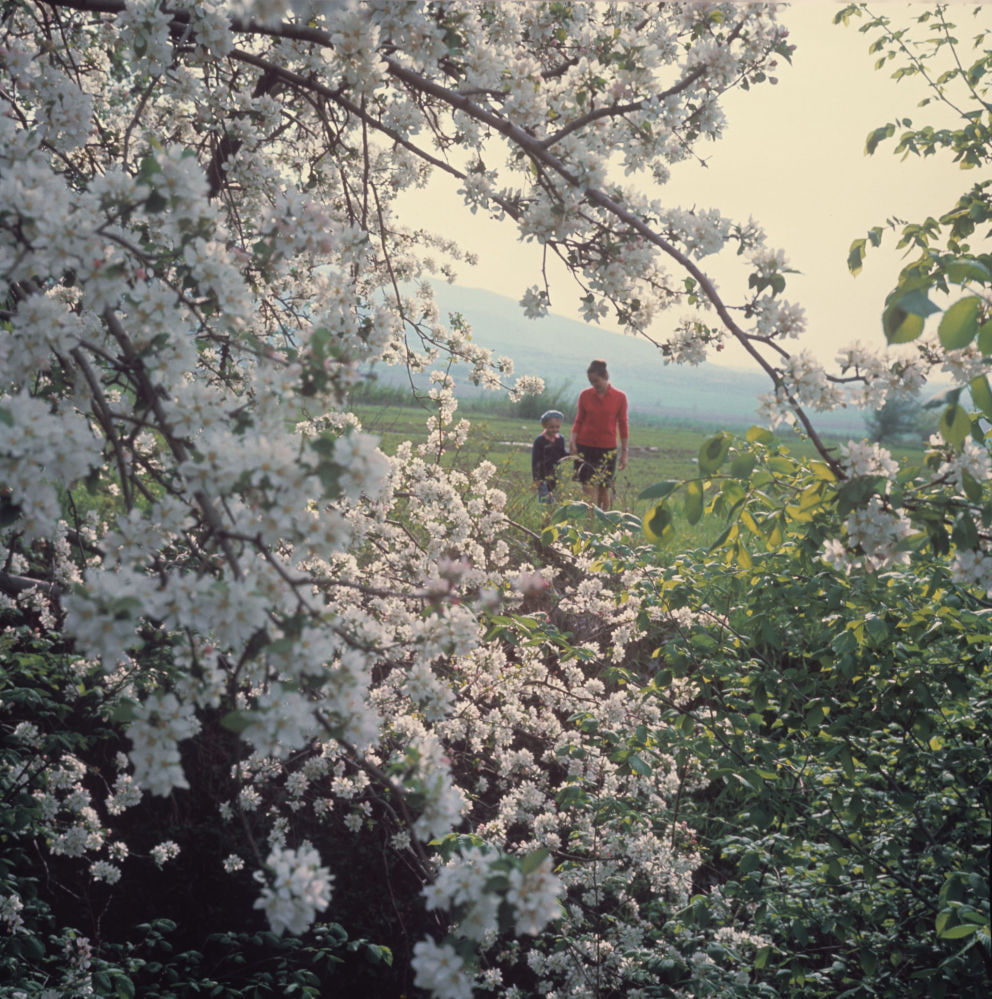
[865,121,895,155]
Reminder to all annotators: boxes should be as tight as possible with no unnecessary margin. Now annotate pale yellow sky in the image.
[400,2,977,368]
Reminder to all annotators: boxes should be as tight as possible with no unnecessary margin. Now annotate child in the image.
[532,409,568,503]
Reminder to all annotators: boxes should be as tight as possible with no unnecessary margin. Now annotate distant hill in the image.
[373,283,876,434]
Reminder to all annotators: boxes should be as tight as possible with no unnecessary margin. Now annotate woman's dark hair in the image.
[587,359,608,378]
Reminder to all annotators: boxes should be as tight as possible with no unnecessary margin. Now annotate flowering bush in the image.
[2,1,992,997]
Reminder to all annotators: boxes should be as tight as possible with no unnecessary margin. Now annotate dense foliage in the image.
[1,2,990,997]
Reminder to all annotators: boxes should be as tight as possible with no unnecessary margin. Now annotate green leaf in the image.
[962,470,984,504]
[967,378,992,426]
[923,385,963,410]
[977,320,992,355]
[520,847,549,875]
[643,503,674,544]
[745,425,775,444]
[220,710,253,734]
[685,480,703,525]
[551,502,592,524]
[0,407,12,427]
[945,258,990,284]
[952,513,979,549]
[938,922,980,940]
[836,476,883,516]
[638,479,679,501]
[698,433,731,474]
[847,238,867,276]
[938,296,981,349]
[883,303,925,345]
[730,453,756,478]
[108,701,138,724]
[628,754,652,776]
[939,402,972,448]
[897,288,942,319]
[708,523,735,551]
[865,122,895,155]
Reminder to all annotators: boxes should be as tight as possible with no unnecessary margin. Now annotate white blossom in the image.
[253,842,334,936]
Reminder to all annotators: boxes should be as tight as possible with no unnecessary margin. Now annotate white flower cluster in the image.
[664,319,714,366]
[938,439,992,492]
[0,392,101,543]
[950,548,992,596]
[411,937,475,999]
[659,207,731,257]
[424,846,502,942]
[127,693,202,797]
[253,842,333,936]
[839,440,899,479]
[754,297,806,339]
[758,351,844,426]
[0,893,25,934]
[506,854,562,935]
[151,840,181,867]
[0,2,882,995]
[424,846,562,944]
[823,496,914,574]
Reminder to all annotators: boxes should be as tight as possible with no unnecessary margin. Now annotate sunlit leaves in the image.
[685,480,703,525]
[642,502,673,544]
[938,296,981,349]
[978,320,992,355]
[938,401,972,448]
[944,257,990,284]
[882,279,940,344]
[968,375,992,420]
[698,432,731,474]
[730,452,756,478]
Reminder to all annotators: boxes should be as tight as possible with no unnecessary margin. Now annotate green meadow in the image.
[353,400,928,549]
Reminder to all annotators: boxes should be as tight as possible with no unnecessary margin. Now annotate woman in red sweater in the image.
[570,359,629,509]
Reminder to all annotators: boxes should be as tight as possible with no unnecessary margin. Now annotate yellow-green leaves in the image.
[642,503,673,544]
[938,296,981,350]
[969,375,992,421]
[685,480,704,526]
[882,281,938,345]
[978,320,992,355]
[698,432,732,474]
[944,258,990,285]
[939,402,972,449]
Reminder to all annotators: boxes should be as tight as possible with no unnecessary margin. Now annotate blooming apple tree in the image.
[2,0,991,996]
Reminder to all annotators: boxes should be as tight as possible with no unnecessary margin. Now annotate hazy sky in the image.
[400,2,975,368]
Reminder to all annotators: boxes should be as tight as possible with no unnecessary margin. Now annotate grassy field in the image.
[353,399,927,548]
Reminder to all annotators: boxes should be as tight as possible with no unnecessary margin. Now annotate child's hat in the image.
[540,410,563,424]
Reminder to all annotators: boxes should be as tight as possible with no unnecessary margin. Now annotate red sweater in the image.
[572,385,629,449]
